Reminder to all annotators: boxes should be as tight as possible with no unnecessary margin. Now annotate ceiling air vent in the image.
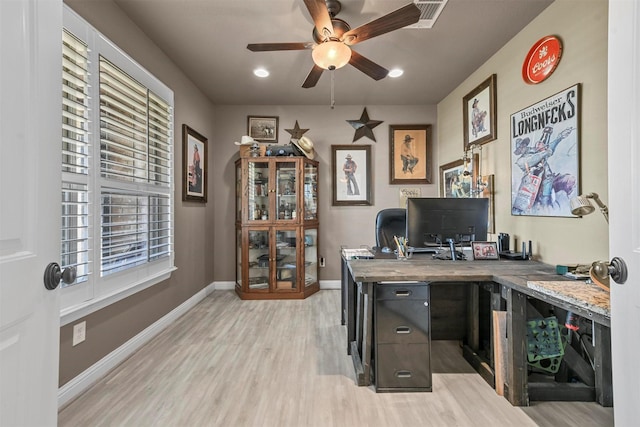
[407,0,448,29]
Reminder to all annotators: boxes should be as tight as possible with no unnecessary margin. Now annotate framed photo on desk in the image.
[471,241,499,260]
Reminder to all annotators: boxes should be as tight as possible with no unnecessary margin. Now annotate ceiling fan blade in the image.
[349,50,388,81]
[342,3,421,46]
[303,0,334,40]
[247,42,313,52]
[302,64,324,88]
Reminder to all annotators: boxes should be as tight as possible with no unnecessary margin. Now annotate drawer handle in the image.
[395,289,412,297]
[395,370,412,378]
[395,326,411,334]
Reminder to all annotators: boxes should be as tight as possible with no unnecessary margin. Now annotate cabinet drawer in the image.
[375,343,432,392]
[376,282,429,300]
[375,299,430,344]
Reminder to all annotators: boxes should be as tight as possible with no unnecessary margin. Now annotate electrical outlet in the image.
[72,321,86,346]
[320,257,325,267]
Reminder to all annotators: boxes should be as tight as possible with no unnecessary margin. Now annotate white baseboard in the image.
[320,279,341,290]
[213,280,235,290]
[58,282,216,409]
[211,280,341,291]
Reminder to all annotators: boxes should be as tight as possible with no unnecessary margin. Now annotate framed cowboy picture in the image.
[331,145,372,206]
[389,124,432,184]
[463,74,497,150]
[182,124,207,202]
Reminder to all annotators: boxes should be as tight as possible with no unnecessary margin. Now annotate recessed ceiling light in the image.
[388,68,404,78]
[253,68,269,78]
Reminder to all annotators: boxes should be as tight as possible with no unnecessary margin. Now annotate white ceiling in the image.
[111,0,554,106]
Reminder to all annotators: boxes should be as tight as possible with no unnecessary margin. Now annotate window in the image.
[60,6,174,324]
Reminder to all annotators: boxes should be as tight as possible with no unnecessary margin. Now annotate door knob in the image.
[43,262,77,290]
[590,256,628,290]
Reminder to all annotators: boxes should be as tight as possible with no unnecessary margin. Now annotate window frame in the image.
[60,6,175,326]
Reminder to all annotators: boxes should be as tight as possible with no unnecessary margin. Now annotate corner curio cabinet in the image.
[235,156,320,299]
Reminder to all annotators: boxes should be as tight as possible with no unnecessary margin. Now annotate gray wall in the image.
[60,0,217,386]
[211,105,437,281]
[438,0,609,265]
[59,0,609,387]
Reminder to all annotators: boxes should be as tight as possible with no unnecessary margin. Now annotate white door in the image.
[608,0,640,424]
[0,0,63,425]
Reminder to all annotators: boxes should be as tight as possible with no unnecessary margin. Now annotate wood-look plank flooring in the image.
[59,290,613,427]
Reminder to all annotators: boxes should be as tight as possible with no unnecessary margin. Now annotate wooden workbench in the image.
[341,255,612,406]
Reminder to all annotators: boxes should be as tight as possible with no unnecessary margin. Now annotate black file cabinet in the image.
[374,282,432,392]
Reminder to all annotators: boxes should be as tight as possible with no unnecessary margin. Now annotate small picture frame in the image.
[331,144,372,206]
[182,124,207,202]
[463,74,497,150]
[439,154,478,198]
[248,115,278,142]
[471,241,499,260]
[389,124,432,184]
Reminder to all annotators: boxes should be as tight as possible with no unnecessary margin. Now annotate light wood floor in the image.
[59,290,613,427]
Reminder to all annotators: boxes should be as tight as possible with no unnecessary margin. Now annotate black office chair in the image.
[374,208,406,251]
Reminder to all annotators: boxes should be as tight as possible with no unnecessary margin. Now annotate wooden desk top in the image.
[346,258,610,327]
[347,258,556,283]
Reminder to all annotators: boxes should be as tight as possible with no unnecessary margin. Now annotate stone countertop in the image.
[527,280,610,320]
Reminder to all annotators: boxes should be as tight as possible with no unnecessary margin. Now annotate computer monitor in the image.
[406,197,489,249]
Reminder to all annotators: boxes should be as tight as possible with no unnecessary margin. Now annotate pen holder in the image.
[396,248,413,260]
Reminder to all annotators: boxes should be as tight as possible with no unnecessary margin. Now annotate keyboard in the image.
[410,247,439,254]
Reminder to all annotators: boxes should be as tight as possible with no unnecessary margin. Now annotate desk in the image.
[341,255,612,406]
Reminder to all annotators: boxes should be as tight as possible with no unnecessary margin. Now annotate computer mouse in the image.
[381,247,391,253]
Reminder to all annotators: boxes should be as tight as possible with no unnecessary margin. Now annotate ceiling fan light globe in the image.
[312,41,351,70]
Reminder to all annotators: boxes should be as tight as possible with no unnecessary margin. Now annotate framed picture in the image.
[471,241,499,260]
[510,84,580,217]
[439,154,478,198]
[331,145,372,206]
[389,124,432,184]
[463,74,497,150]
[247,115,278,142]
[182,124,207,202]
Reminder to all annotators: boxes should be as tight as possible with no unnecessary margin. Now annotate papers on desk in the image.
[342,248,375,260]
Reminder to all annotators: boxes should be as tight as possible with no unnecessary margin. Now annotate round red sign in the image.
[522,35,562,85]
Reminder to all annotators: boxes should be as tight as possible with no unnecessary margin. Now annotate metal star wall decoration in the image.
[284,120,309,140]
[346,108,383,142]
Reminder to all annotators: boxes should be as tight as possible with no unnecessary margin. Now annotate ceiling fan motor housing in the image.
[313,18,350,43]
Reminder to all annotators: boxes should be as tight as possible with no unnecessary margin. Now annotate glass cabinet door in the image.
[303,162,318,221]
[248,229,270,291]
[248,160,270,222]
[304,228,318,288]
[236,163,242,222]
[275,161,297,221]
[275,229,297,291]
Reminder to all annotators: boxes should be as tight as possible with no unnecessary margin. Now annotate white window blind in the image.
[61,29,90,287]
[61,6,174,321]
[98,57,172,277]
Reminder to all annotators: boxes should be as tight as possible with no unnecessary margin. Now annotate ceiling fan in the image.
[247,0,421,88]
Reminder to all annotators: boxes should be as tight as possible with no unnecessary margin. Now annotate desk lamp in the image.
[570,192,609,223]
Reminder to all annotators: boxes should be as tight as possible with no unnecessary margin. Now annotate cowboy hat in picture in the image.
[234,135,257,146]
[292,136,315,159]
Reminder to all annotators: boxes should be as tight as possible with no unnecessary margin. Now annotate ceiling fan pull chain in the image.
[330,69,336,109]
